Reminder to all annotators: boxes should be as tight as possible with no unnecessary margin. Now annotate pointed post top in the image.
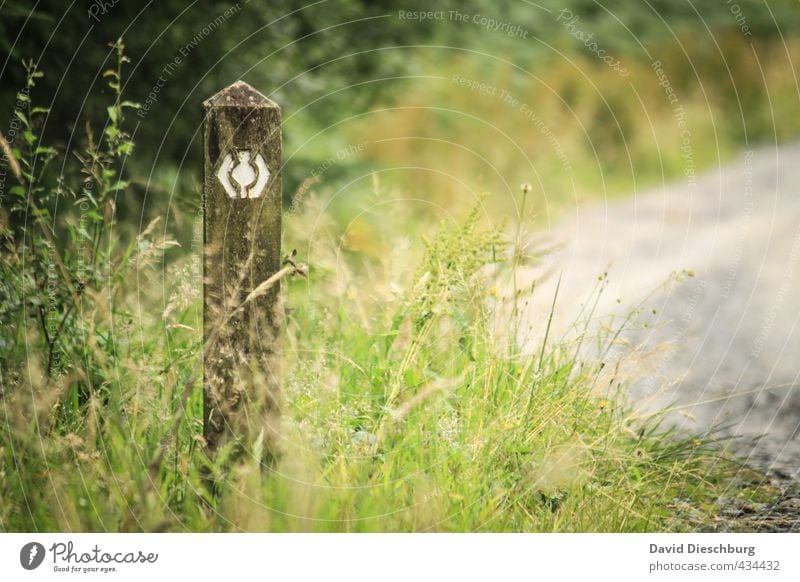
[203,80,279,110]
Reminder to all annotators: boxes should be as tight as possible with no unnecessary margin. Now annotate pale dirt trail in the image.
[501,144,800,481]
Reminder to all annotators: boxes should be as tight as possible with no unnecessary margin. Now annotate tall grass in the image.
[1,186,774,531]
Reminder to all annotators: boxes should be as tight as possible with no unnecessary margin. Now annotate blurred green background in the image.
[2,0,800,244]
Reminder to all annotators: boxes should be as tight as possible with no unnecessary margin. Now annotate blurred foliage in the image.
[2,0,800,234]
[0,1,417,178]
[2,0,798,161]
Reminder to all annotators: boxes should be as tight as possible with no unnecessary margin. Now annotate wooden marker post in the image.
[202,81,282,454]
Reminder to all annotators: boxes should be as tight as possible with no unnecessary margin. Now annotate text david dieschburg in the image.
[650,543,755,557]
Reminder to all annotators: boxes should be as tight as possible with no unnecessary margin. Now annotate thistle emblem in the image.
[217,149,270,199]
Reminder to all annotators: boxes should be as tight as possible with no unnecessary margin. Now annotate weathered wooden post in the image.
[202,81,282,454]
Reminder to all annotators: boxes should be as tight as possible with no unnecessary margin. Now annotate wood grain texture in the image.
[202,81,282,454]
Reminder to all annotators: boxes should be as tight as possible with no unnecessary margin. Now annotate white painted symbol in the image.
[217,150,270,199]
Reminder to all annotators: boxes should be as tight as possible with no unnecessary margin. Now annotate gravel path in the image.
[506,144,800,484]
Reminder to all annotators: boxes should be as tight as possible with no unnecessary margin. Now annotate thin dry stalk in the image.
[0,131,22,182]
[149,257,307,473]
